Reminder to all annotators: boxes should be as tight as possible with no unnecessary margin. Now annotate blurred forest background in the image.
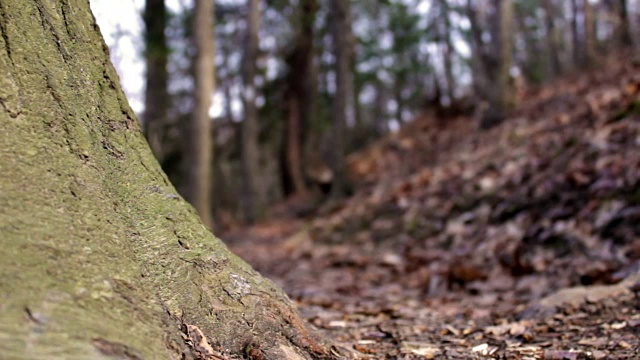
[90,0,640,230]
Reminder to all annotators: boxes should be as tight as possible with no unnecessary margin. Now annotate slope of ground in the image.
[223,56,640,359]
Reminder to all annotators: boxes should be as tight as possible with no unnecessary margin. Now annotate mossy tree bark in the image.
[0,1,332,359]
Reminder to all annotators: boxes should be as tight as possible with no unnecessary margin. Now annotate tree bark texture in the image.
[188,0,215,228]
[0,1,331,358]
[241,0,262,223]
[142,0,170,162]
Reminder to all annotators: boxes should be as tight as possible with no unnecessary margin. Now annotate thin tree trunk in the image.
[142,0,170,161]
[373,81,388,134]
[584,0,597,66]
[222,50,235,123]
[542,0,562,76]
[495,0,515,111]
[466,0,489,100]
[478,0,514,129]
[438,0,456,102]
[394,81,404,123]
[571,0,596,68]
[617,0,632,46]
[299,0,319,179]
[286,96,308,194]
[283,0,318,197]
[188,0,215,229]
[328,0,353,198]
[571,0,582,66]
[241,0,262,223]
[0,0,333,357]
[515,4,542,82]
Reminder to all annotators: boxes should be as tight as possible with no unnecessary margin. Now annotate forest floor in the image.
[222,56,640,359]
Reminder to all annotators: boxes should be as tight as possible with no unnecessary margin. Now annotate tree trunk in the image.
[616,0,632,46]
[542,0,562,76]
[285,95,308,195]
[515,3,542,83]
[188,0,215,228]
[584,0,597,67]
[571,0,582,66]
[465,0,490,101]
[283,0,318,197]
[493,0,515,112]
[142,0,170,162]
[437,0,456,102]
[0,0,332,358]
[329,0,353,198]
[241,0,262,224]
[571,0,596,68]
[394,82,404,123]
[479,0,514,129]
[373,80,388,134]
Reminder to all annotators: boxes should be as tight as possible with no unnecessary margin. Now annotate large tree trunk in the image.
[0,1,332,358]
[188,0,215,228]
[241,0,262,223]
[142,0,170,162]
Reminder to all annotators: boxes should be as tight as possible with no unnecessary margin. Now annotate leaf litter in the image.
[224,56,640,359]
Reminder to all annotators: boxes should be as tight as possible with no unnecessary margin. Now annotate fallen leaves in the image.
[225,56,640,359]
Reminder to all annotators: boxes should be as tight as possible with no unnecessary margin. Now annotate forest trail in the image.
[223,56,640,359]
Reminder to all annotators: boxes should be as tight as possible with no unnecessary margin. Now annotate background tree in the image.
[92,0,638,226]
[436,0,457,103]
[142,0,170,162]
[466,0,516,128]
[282,0,319,198]
[571,0,598,68]
[615,0,632,47]
[584,0,597,67]
[240,0,263,223]
[493,0,515,118]
[328,0,354,198]
[188,0,215,228]
[0,0,334,358]
[542,0,563,76]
